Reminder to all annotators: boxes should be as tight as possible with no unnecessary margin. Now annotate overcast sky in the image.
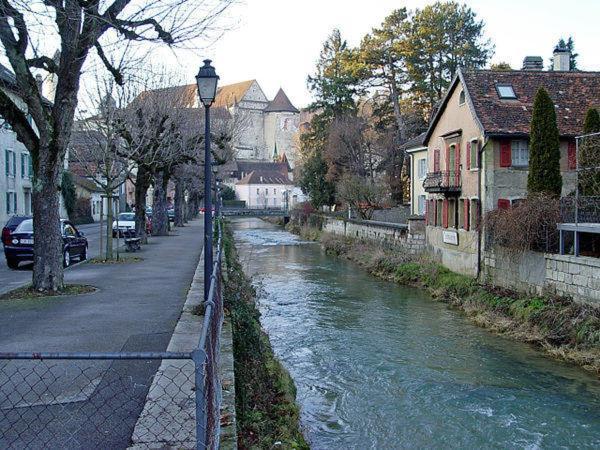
[118,0,600,109]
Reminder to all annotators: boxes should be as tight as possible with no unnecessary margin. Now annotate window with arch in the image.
[459,90,466,105]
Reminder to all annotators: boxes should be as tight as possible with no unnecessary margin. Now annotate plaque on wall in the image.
[442,230,459,245]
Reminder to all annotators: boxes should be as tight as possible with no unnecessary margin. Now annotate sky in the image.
[156,0,600,110]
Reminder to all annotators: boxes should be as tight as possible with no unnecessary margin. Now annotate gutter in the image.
[476,136,490,279]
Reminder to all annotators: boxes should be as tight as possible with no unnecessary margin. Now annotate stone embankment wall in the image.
[322,216,426,255]
[484,249,600,305]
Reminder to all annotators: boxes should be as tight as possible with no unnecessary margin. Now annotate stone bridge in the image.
[222,208,290,218]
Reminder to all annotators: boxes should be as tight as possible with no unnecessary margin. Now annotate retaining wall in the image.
[322,216,426,255]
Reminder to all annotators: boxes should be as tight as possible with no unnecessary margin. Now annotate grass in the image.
[222,224,309,449]
[0,284,97,301]
[88,255,143,264]
[294,226,600,375]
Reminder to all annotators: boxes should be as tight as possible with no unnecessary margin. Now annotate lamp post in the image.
[196,59,219,302]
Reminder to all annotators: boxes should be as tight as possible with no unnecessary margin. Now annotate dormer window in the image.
[459,90,466,105]
[496,84,516,99]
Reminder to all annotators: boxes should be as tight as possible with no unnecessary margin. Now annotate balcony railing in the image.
[423,170,462,193]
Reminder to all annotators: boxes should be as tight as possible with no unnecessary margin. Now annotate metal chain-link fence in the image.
[0,222,224,450]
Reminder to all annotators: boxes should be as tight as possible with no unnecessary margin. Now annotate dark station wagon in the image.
[3,219,88,269]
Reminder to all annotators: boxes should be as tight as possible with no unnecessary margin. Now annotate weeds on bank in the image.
[318,232,600,374]
[222,225,309,449]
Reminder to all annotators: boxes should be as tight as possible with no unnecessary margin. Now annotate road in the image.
[0,222,109,295]
[0,220,204,448]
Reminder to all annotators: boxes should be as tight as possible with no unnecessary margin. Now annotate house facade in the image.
[405,132,427,216]
[1,126,33,223]
[234,171,296,208]
[423,53,600,276]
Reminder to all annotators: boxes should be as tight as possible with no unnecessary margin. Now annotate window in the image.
[459,90,466,105]
[448,199,457,229]
[511,140,529,167]
[265,188,269,195]
[6,191,17,214]
[418,195,426,215]
[63,224,76,237]
[23,189,31,215]
[5,149,15,177]
[436,200,443,226]
[418,158,427,179]
[433,149,440,172]
[256,188,260,195]
[21,153,31,179]
[496,84,516,99]
[469,139,478,169]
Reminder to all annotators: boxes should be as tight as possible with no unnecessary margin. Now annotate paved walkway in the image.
[0,220,204,449]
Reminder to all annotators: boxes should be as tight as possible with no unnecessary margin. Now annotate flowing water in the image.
[231,218,600,449]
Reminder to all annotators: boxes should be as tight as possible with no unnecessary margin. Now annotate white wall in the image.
[235,183,295,208]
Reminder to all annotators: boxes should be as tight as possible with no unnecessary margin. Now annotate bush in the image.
[71,197,94,225]
[484,193,560,252]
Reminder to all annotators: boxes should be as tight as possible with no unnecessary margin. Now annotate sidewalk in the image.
[0,220,204,448]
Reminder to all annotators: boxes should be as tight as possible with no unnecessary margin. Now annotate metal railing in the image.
[0,217,224,449]
[423,170,462,193]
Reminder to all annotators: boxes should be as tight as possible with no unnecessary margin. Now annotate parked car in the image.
[4,219,88,269]
[167,208,175,222]
[1,215,31,248]
[112,212,136,237]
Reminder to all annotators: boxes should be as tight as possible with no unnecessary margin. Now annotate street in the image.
[0,220,204,448]
[0,222,109,295]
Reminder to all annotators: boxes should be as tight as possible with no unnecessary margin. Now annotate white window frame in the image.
[6,149,16,178]
[469,138,479,170]
[511,140,529,167]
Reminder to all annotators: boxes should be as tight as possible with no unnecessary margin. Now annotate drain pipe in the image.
[476,136,490,279]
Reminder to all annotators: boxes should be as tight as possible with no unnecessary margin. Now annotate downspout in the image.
[476,136,490,279]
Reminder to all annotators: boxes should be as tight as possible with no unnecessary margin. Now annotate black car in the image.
[4,219,88,269]
[1,215,31,247]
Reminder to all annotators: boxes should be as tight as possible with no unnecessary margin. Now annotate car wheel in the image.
[81,245,87,261]
[6,258,19,270]
[63,249,70,268]
[112,231,117,238]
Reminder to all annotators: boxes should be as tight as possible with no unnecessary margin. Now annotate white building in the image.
[234,171,295,208]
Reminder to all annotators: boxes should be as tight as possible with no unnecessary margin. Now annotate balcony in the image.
[423,170,461,193]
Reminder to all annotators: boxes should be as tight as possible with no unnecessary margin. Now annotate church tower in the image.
[263,88,299,167]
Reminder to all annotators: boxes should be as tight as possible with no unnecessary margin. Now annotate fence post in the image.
[192,348,208,449]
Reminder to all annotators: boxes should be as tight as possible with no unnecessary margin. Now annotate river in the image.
[231,218,600,449]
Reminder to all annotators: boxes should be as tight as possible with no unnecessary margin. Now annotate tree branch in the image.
[26,56,59,73]
[94,42,124,85]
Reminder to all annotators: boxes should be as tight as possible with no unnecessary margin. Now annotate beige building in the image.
[234,171,295,208]
[422,52,600,276]
[405,132,427,216]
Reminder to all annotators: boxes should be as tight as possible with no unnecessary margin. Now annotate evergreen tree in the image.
[404,1,493,110]
[299,148,336,209]
[527,88,562,196]
[583,108,600,133]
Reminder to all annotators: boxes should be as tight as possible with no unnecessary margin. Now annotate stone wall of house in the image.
[322,216,426,255]
[484,248,600,305]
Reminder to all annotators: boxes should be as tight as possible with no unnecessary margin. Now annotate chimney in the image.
[522,56,544,71]
[553,45,571,71]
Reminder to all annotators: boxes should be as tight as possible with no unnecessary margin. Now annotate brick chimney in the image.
[522,56,543,71]
[553,45,571,71]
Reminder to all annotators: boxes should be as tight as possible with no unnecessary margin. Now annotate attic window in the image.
[459,90,466,105]
[496,84,516,99]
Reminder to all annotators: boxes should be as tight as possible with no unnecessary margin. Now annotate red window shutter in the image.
[425,200,429,225]
[434,149,440,172]
[466,142,471,169]
[464,200,470,231]
[568,141,576,170]
[442,199,449,228]
[497,198,510,210]
[499,140,511,167]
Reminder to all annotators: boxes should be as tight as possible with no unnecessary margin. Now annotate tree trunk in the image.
[174,177,185,227]
[105,194,114,260]
[152,169,170,236]
[134,166,151,244]
[32,147,64,291]
[388,66,407,204]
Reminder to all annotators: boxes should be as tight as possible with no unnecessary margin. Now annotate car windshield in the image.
[15,219,33,233]
[118,213,135,221]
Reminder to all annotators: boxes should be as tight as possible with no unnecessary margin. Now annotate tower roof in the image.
[264,88,299,113]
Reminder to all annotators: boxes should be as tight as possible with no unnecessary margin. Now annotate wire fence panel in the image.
[0,357,194,449]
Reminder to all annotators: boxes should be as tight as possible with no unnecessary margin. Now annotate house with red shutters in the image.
[421,49,600,276]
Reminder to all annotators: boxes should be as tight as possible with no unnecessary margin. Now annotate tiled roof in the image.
[235,159,291,176]
[463,69,600,137]
[236,170,291,185]
[72,174,103,193]
[264,88,299,113]
[213,80,255,108]
[402,132,427,151]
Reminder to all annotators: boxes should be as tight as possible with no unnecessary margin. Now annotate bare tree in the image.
[0,0,234,291]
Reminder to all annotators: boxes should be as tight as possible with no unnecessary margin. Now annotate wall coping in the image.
[324,216,408,230]
[545,253,600,268]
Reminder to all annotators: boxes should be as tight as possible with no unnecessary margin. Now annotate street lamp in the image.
[196,59,219,302]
